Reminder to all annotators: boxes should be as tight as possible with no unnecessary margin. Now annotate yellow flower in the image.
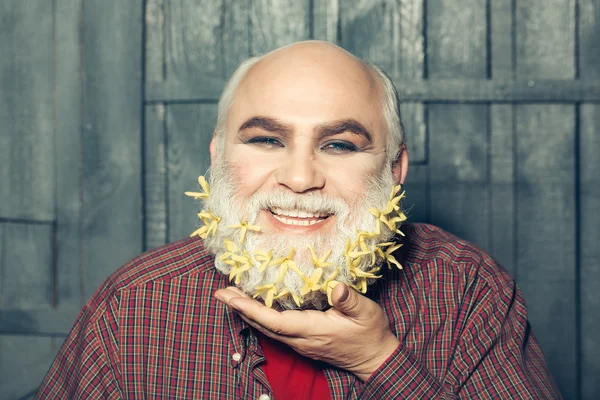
[228,253,253,284]
[300,268,324,296]
[344,238,367,268]
[271,248,299,283]
[227,221,261,244]
[388,184,405,211]
[353,277,368,293]
[185,176,211,199]
[291,291,303,307]
[351,267,381,280]
[375,242,403,270]
[190,210,221,239]
[254,250,274,272]
[253,284,278,308]
[308,245,334,268]
[325,280,340,306]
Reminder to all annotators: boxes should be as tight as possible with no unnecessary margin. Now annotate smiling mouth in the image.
[268,208,331,226]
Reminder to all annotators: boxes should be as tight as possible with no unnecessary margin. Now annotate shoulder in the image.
[83,237,218,315]
[399,223,514,294]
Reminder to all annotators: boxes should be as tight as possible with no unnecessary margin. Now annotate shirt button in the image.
[258,395,270,400]
[232,352,242,362]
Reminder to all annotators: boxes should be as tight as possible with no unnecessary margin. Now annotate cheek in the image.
[318,156,382,202]
[226,149,280,197]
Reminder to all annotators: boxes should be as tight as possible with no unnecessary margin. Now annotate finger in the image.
[226,286,250,298]
[214,287,245,305]
[331,283,369,319]
[228,297,312,337]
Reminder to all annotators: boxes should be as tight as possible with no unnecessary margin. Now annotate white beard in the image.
[200,161,399,310]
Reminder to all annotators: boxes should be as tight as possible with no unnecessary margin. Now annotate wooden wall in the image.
[0,1,598,399]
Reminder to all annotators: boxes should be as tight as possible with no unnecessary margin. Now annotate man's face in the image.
[215,47,389,237]
[204,43,407,309]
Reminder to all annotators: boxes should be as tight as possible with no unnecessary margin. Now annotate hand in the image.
[214,284,400,382]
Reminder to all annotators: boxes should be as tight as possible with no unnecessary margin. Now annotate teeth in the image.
[298,210,308,218]
[272,214,327,226]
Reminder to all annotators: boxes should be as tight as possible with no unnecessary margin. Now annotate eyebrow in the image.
[315,119,373,143]
[238,117,293,136]
[238,116,373,143]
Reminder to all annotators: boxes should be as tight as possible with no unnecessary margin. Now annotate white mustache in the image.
[245,187,351,221]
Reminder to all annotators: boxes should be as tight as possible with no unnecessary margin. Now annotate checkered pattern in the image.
[35,223,562,399]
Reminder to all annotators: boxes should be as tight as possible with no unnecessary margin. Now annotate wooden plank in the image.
[0,307,80,335]
[222,0,252,77]
[54,0,84,309]
[340,0,426,164]
[81,0,143,299]
[426,0,487,78]
[0,1,55,221]
[515,104,577,396]
[579,3,600,399]
[579,0,600,80]
[580,104,600,400]
[312,0,339,42]
[489,104,515,276]
[250,0,311,55]
[144,104,168,251]
[515,0,576,79]
[0,334,64,399]
[426,0,490,252]
[166,105,217,242]
[145,0,166,83]
[0,223,53,309]
[428,104,490,251]
[489,2,515,275]
[158,0,250,88]
[490,0,513,79]
[147,78,600,103]
[402,164,428,224]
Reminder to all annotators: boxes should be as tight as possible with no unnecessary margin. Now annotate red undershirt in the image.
[257,333,332,400]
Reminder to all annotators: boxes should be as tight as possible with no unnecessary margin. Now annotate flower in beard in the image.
[195,160,404,310]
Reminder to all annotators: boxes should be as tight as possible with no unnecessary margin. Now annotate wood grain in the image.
[515,104,577,396]
[54,0,84,309]
[0,223,53,309]
[144,104,168,251]
[312,0,339,42]
[80,0,143,299]
[426,0,490,252]
[0,335,64,399]
[490,2,515,275]
[580,104,600,400]
[515,0,576,79]
[0,1,55,221]
[579,2,600,399]
[250,0,311,55]
[428,104,490,251]
[166,104,217,242]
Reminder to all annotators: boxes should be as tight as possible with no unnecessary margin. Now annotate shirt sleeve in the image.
[34,295,123,399]
[359,277,563,399]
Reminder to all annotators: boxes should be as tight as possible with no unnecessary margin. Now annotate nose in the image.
[274,149,325,193]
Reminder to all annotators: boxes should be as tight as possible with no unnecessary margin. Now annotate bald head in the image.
[214,40,404,164]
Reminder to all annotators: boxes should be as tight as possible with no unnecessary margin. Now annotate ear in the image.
[209,130,218,168]
[392,145,409,185]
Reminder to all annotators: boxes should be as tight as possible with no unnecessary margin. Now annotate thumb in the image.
[332,283,364,319]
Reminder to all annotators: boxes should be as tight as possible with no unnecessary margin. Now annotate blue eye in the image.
[322,141,359,153]
[246,137,284,148]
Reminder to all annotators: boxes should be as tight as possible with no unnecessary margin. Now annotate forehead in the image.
[227,48,385,138]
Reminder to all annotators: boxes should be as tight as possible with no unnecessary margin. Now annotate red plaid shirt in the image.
[35,223,562,399]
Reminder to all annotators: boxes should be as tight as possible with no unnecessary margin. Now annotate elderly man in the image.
[36,41,561,399]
